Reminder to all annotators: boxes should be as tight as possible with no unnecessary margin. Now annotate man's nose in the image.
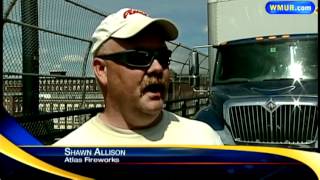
[146,59,165,74]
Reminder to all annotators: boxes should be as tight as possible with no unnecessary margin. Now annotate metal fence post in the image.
[21,0,39,116]
[182,101,187,117]
[195,98,200,112]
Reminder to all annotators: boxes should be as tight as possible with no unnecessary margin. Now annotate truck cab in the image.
[192,0,318,148]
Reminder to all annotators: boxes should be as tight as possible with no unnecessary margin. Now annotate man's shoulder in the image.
[164,110,211,127]
[52,115,98,146]
[163,110,219,133]
[163,110,223,145]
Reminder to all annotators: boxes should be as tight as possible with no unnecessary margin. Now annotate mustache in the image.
[140,77,169,93]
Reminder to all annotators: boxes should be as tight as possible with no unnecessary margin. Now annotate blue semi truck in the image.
[191,0,318,148]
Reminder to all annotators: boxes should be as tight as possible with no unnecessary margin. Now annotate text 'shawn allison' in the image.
[64,147,126,163]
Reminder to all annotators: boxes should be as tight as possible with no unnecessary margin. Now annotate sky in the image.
[80,0,209,49]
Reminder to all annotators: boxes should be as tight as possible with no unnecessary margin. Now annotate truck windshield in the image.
[213,35,318,84]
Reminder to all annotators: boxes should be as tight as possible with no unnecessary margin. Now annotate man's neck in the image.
[100,107,162,130]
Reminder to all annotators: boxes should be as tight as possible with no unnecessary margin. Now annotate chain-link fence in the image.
[2,0,209,143]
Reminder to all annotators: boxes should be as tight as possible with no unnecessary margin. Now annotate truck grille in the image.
[225,99,318,145]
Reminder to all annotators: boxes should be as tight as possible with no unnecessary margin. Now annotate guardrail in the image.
[165,96,209,117]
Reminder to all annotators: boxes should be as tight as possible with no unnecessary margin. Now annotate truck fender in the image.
[195,105,235,145]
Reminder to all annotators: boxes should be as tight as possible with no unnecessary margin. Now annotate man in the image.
[53,8,222,145]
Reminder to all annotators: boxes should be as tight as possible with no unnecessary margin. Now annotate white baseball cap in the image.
[91,8,179,55]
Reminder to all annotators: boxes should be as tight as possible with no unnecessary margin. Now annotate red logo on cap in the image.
[123,9,148,18]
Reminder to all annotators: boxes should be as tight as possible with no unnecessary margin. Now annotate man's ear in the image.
[93,58,108,86]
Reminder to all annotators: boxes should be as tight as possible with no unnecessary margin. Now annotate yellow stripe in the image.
[0,135,93,180]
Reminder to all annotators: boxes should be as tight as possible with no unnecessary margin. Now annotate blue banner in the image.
[266,1,316,14]
[1,145,318,179]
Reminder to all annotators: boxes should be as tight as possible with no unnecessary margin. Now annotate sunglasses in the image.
[96,48,172,68]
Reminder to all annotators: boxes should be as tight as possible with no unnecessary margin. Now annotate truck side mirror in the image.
[190,51,200,89]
